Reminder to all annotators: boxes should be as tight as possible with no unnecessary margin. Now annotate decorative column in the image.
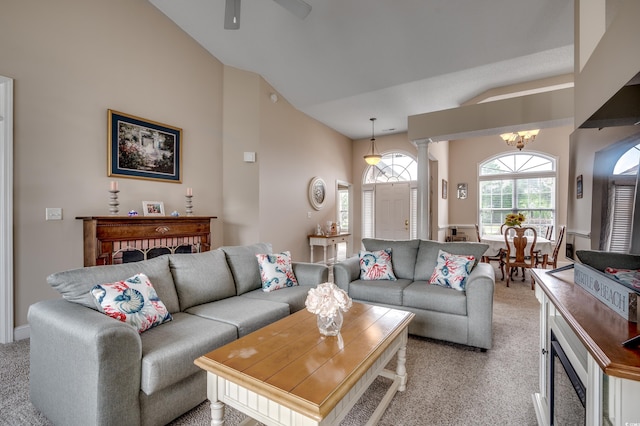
[414,139,431,240]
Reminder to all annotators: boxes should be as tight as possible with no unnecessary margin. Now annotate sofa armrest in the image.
[333,256,360,292]
[29,298,142,426]
[464,262,495,349]
[292,262,329,286]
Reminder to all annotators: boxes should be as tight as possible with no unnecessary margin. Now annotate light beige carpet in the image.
[0,267,539,426]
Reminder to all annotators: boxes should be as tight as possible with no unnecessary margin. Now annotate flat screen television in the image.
[567,72,640,256]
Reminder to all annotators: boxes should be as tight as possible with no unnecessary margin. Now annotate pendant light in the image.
[364,117,382,166]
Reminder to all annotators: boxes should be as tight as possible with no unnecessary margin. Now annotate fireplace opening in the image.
[550,330,586,425]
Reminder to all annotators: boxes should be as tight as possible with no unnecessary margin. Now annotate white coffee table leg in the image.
[210,400,225,426]
[396,342,408,392]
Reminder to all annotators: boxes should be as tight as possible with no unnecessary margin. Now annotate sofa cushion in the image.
[241,286,311,313]
[47,255,180,313]
[348,278,413,305]
[359,249,397,281]
[169,250,236,311]
[256,251,299,292]
[186,296,290,337]
[429,250,476,291]
[221,243,272,295]
[403,281,467,316]
[362,239,419,280]
[414,240,489,281]
[140,312,237,395]
[90,273,172,333]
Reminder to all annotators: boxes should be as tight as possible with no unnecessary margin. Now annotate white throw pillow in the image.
[256,251,299,292]
[359,248,397,281]
[429,250,475,291]
[90,273,172,333]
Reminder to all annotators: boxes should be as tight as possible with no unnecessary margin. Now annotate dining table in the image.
[480,234,553,267]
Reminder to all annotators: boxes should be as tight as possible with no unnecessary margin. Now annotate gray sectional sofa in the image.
[333,238,495,350]
[28,243,328,426]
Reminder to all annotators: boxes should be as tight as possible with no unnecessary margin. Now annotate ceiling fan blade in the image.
[224,0,241,30]
[272,0,312,20]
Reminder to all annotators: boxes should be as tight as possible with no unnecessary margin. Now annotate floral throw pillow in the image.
[359,249,397,281]
[256,251,299,292]
[90,273,172,333]
[429,250,475,291]
[604,267,640,289]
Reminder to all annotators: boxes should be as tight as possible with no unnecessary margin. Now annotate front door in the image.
[375,183,410,240]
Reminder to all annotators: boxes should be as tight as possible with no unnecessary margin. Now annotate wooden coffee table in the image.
[195,302,414,426]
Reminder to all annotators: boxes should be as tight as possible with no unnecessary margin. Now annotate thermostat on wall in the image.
[243,152,256,163]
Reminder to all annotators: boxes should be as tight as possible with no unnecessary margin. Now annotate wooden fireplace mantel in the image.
[76,216,216,266]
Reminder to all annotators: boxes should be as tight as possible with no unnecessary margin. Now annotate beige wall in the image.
[1,0,352,329]
[1,0,224,327]
[221,66,352,260]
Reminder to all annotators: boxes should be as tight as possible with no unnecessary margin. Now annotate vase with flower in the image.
[305,282,352,336]
[504,213,526,227]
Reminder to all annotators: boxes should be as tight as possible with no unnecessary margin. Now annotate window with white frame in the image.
[362,153,418,239]
[479,153,556,238]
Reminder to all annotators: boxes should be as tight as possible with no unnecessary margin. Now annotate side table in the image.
[308,233,351,264]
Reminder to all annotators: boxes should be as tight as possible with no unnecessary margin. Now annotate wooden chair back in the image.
[504,226,537,288]
[547,225,566,268]
[475,224,481,242]
[544,225,554,240]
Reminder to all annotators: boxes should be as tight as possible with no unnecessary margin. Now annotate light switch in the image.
[46,208,63,221]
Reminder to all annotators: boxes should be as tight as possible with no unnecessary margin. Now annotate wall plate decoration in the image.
[108,109,182,182]
[308,177,326,210]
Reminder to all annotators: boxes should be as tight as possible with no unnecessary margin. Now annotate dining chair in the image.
[504,226,537,289]
[476,224,505,280]
[536,225,565,269]
[532,225,554,267]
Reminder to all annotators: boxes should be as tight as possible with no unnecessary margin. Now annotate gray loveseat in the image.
[333,238,495,350]
[28,243,328,426]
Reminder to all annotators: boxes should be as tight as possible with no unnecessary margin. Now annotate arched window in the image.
[362,153,418,239]
[479,152,557,237]
[605,143,640,252]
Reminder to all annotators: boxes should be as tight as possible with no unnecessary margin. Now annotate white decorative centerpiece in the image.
[305,282,352,336]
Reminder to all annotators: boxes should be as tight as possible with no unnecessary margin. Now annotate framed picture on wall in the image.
[108,110,182,182]
[577,175,583,199]
[442,179,448,199]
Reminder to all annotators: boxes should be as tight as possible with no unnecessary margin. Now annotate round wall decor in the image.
[308,177,327,210]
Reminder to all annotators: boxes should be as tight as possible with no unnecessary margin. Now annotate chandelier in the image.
[364,118,382,165]
[500,129,540,151]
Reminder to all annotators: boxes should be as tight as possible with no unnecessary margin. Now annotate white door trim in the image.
[0,76,14,343]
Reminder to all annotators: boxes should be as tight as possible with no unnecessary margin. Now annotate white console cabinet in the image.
[531,268,640,426]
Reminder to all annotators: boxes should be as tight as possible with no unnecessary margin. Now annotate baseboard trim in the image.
[14,324,30,341]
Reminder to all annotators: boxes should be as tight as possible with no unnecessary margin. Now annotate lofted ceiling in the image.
[149,0,574,140]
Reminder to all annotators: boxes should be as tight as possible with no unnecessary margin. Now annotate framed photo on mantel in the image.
[108,110,182,183]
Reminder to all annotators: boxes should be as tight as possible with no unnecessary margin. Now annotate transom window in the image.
[364,153,417,183]
[479,153,556,238]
